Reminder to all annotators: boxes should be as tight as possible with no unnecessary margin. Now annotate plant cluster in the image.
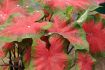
[0,0,105,70]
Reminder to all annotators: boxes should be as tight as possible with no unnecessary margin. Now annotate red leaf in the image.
[77,52,94,70]
[0,50,5,57]
[24,47,31,64]
[44,0,94,9]
[66,0,93,9]
[49,16,83,47]
[0,11,48,36]
[35,34,68,70]
[44,0,67,9]
[2,42,14,50]
[44,0,105,9]
[0,0,25,24]
[83,20,105,53]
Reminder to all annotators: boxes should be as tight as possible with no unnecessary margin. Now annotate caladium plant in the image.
[35,34,68,70]
[0,0,105,70]
[83,20,105,54]
[0,0,25,24]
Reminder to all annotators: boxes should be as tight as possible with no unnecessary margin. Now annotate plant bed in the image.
[0,0,105,70]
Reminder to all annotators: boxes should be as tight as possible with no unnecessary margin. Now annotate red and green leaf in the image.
[49,16,89,50]
[0,11,52,44]
[77,52,94,70]
[0,0,25,24]
[35,34,68,70]
[83,20,105,54]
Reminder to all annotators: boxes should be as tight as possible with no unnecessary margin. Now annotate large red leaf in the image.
[49,16,89,50]
[0,0,25,24]
[0,11,49,36]
[35,34,68,70]
[83,20,105,54]
[77,52,94,70]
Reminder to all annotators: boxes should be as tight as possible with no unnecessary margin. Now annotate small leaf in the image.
[66,6,74,18]
[42,22,52,30]
[77,52,94,70]
[77,10,89,24]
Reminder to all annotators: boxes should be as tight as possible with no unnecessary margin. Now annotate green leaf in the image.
[27,7,35,13]
[99,2,105,7]
[95,6,105,14]
[66,6,74,18]
[65,53,76,70]
[73,29,89,51]
[42,22,52,30]
[76,10,89,24]
[53,10,69,21]
[76,5,99,25]
[88,5,99,11]
[19,0,25,6]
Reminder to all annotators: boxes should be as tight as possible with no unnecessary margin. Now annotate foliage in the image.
[0,0,105,70]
